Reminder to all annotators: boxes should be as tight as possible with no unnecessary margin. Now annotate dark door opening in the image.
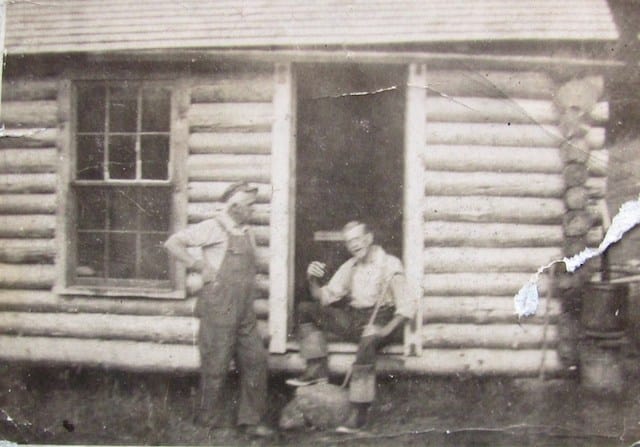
[294,63,406,297]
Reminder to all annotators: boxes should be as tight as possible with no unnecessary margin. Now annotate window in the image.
[67,81,179,295]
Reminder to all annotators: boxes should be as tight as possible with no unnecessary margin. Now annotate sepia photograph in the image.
[0,0,640,445]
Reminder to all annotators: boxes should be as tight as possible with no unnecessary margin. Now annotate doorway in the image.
[294,63,406,297]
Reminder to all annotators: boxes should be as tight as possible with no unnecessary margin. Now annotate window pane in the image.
[109,135,136,179]
[110,186,139,231]
[109,86,138,132]
[141,135,170,180]
[140,233,170,279]
[108,233,136,279]
[77,187,107,230]
[139,187,171,231]
[77,232,105,278]
[142,88,171,132]
[76,135,104,180]
[77,84,106,133]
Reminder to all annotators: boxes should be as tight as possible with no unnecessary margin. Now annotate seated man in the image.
[286,221,415,431]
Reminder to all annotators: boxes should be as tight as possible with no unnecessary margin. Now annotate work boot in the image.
[285,357,329,386]
[336,403,369,434]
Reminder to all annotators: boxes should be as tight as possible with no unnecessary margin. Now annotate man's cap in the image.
[221,181,258,203]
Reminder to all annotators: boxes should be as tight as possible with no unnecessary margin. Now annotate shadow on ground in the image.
[1,358,640,446]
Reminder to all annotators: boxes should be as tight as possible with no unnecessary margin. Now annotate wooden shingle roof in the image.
[4,0,619,55]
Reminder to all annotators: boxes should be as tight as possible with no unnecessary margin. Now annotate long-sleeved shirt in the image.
[319,245,415,319]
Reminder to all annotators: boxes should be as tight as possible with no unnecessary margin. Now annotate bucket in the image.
[581,282,628,334]
[349,364,376,403]
[579,342,623,394]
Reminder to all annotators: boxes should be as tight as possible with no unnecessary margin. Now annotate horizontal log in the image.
[0,290,195,316]
[426,70,556,99]
[0,194,56,214]
[2,78,58,101]
[425,97,558,125]
[585,176,607,199]
[0,290,269,320]
[424,171,564,198]
[0,148,57,173]
[188,165,271,183]
[0,239,55,263]
[424,247,562,274]
[272,349,563,376]
[0,335,562,375]
[188,181,271,203]
[187,153,271,182]
[0,312,198,344]
[423,273,549,296]
[0,128,58,148]
[0,263,55,289]
[190,73,274,103]
[422,145,563,174]
[188,103,273,132]
[0,336,200,372]
[188,132,272,155]
[422,324,557,349]
[0,215,56,238]
[586,150,608,177]
[426,123,564,147]
[0,173,57,193]
[422,296,561,324]
[424,196,566,224]
[1,100,58,128]
[423,221,563,247]
[188,203,270,225]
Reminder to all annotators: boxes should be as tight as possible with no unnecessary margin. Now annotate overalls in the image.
[196,226,268,427]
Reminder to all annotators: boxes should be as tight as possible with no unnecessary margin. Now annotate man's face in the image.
[343,225,373,260]
[228,191,256,224]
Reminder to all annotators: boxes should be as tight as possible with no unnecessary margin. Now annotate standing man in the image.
[286,221,415,432]
[164,182,274,438]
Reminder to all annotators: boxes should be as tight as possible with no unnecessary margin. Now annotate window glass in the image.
[77,84,106,133]
[109,135,137,179]
[77,232,105,278]
[141,135,170,180]
[73,81,173,291]
[109,86,138,133]
[110,186,139,231]
[108,233,137,279]
[139,188,171,231]
[142,88,171,132]
[140,233,170,280]
[76,135,105,180]
[77,187,107,230]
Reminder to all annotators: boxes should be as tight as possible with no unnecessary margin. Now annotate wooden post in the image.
[403,63,426,357]
[269,62,295,354]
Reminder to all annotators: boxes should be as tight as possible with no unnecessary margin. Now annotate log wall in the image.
[0,67,277,369]
[420,69,598,373]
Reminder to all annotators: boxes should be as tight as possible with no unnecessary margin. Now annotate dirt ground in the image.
[2,354,640,447]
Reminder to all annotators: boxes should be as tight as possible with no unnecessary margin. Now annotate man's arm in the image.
[307,261,327,301]
[364,274,410,338]
[164,234,200,269]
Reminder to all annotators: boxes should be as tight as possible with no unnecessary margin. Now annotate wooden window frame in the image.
[55,75,188,299]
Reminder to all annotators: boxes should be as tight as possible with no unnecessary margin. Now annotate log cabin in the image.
[0,0,621,377]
